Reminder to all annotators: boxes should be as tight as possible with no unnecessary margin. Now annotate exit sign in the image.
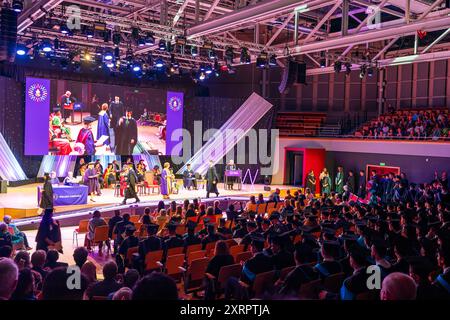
[379,163,386,166]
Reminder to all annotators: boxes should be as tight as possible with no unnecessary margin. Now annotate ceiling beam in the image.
[18,0,63,33]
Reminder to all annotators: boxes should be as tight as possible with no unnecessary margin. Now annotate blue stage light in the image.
[16,44,27,56]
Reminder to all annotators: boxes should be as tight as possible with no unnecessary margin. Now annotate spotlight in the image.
[170,54,179,68]
[359,64,367,78]
[106,61,114,68]
[60,23,70,35]
[256,51,268,68]
[269,54,277,67]
[16,44,27,56]
[41,39,53,53]
[12,0,24,13]
[138,38,146,47]
[334,61,342,73]
[225,47,234,64]
[131,27,140,40]
[104,50,114,61]
[84,51,92,62]
[159,39,166,51]
[155,58,164,68]
[320,59,326,68]
[144,32,155,46]
[85,26,94,38]
[240,47,250,64]
[208,50,217,60]
[205,65,213,74]
[198,72,206,81]
[114,47,120,59]
[191,45,198,57]
[367,67,374,77]
[345,62,352,75]
[132,61,142,72]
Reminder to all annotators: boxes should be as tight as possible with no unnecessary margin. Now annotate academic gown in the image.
[116,117,138,155]
[306,173,316,194]
[76,128,96,155]
[160,168,171,196]
[206,165,219,195]
[183,169,196,189]
[39,181,54,209]
[96,111,110,146]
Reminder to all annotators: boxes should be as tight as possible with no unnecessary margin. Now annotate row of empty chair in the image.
[276,112,327,137]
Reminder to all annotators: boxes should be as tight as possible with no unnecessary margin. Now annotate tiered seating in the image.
[354,108,449,140]
[276,112,327,137]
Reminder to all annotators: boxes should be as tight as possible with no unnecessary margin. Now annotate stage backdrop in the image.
[166,91,184,156]
[25,77,51,155]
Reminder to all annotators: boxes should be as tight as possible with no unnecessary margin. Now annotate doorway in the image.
[284,150,304,186]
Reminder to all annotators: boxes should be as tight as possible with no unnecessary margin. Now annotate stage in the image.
[0,183,291,228]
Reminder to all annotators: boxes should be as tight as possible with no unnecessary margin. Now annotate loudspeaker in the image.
[0,8,18,63]
[278,60,298,94]
[264,186,271,191]
[0,180,7,194]
[296,62,307,84]
[446,0,450,8]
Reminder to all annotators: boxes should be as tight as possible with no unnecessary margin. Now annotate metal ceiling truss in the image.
[13,0,450,73]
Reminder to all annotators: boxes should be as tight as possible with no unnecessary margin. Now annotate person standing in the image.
[97,103,110,147]
[335,166,344,194]
[109,96,124,151]
[39,173,54,213]
[319,168,331,195]
[357,170,366,199]
[35,209,62,252]
[225,159,237,190]
[76,116,97,155]
[346,170,355,193]
[206,160,219,198]
[84,162,100,202]
[306,170,316,195]
[116,109,138,155]
[160,162,174,200]
[59,90,73,123]
[122,165,140,204]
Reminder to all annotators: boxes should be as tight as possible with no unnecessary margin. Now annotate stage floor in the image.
[0,183,288,220]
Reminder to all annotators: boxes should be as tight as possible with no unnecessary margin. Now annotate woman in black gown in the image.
[35,209,62,252]
[39,173,54,212]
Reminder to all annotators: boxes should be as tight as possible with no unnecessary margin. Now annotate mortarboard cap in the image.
[125,224,136,233]
[83,116,96,123]
[186,220,197,230]
[146,223,159,234]
[250,234,265,246]
[167,222,178,231]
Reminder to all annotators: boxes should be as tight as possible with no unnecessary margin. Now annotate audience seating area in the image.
[354,109,449,140]
[276,112,327,137]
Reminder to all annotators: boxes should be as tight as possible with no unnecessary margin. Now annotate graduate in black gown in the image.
[183,163,196,190]
[306,170,316,195]
[109,96,124,150]
[121,165,140,204]
[39,173,54,212]
[35,209,62,252]
[206,160,219,198]
[116,109,138,155]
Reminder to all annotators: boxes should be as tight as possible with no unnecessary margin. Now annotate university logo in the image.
[28,83,48,103]
[53,193,59,201]
[168,96,182,112]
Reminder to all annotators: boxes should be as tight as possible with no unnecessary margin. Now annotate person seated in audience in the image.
[132,272,178,300]
[380,272,417,300]
[338,246,371,300]
[232,217,249,239]
[44,249,68,270]
[270,189,281,203]
[201,223,223,250]
[217,218,232,239]
[81,261,97,288]
[314,240,342,279]
[3,216,32,250]
[113,213,134,253]
[0,223,12,249]
[225,235,273,299]
[277,245,319,298]
[0,258,19,300]
[117,225,139,272]
[112,287,133,301]
[204,240,235,300]
[87,261,122,299]
[108,269,140,300]
[432,245,450,299]
[42,267,88,300]
[162,222,184,254]
[31,250,48,282]
[408,256,439,300]
[391,237,412,274]
[73,247,89,269]
[14,251,31,270]
[370,239,393,279]
[268,234,295,271]
[183,221,202,247]
[11,268,36,301]
[240,221,261,251]
[137,223,161,269]
[86,210,107,253]
[226,203,239,222]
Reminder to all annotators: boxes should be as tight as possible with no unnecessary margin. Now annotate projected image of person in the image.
[109,95,124,151]
[97,103,110,147]
[116,109,138,155]
[76,116,97,155]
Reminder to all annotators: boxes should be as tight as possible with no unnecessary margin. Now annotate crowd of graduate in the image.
[1,168,450,300]
[354,109,449,140]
